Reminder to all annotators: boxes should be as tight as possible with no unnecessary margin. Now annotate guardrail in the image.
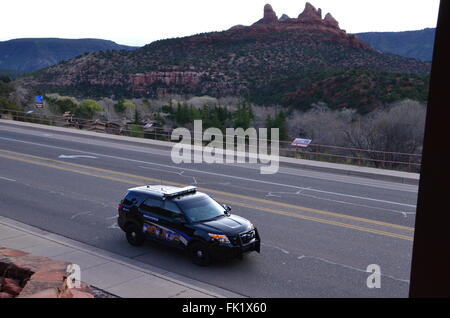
[0,108,422,172]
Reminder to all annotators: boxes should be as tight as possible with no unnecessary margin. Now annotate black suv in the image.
[117,185,261,265]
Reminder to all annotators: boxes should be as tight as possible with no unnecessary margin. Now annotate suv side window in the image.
[164,200,183,219]
[140,197,163,213]
[123,192,138,206]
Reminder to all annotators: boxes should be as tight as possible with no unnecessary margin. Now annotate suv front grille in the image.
[229,235,240,246]
[228,230,257,246]
[240,230,256,245]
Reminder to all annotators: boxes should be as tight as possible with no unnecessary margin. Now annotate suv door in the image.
[139,197,188,248]
[161,200,190,248]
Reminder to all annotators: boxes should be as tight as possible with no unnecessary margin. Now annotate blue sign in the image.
[35,96,43,103]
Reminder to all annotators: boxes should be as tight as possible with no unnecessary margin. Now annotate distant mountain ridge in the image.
[355,28,436,62]
[22,3,431,112]
[0,38,138,74]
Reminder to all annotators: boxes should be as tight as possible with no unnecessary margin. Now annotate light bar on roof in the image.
[163,186,197,198]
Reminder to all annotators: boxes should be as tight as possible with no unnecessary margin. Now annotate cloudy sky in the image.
[1,0,440,46]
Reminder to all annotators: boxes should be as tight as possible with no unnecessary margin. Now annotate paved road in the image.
[0,123,418,297]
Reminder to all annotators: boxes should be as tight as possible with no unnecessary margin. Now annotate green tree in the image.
[130,124,144,138]
[133,107,141,124]
[114,100,135,114]
[75,99,103,119]
[0,96,19,111]
[114,99,126,113]
[233,102,254,130]
[275,110,289,141]
[266,111,289,141]
[175,102,191,125]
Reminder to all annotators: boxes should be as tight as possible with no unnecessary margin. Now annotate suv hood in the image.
[193,214,252,235]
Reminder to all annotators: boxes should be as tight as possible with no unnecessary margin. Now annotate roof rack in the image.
[162,186,197,198]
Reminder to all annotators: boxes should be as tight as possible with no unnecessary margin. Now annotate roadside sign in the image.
[291,138,312,148]
[35,96,44,108]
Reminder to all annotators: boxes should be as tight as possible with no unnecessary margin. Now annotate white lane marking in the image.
[70,211,92,220]
[0,176,16,182]
[263,244,410,283]
[261,243,290,254]
[0,128,419,192]
[138,165,185,176]
[0,136,416,208]
[297,255,410,284]
[59,154,98,159]
[0,132,418,194]
[108,223,120,229]
[296,192,416,216]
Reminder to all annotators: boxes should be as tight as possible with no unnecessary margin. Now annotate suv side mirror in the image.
[222,204,232,212]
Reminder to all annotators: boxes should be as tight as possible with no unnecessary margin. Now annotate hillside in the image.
[22,3,431,112]
[355,28,436,62]
[0,38,137,73]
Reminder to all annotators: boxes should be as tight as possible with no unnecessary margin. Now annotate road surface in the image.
[0,123,418,297]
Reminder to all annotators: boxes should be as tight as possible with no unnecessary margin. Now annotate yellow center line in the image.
[219,199,413,241]
[0,149,415,240]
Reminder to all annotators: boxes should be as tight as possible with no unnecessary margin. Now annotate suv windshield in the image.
[177,196,226,223]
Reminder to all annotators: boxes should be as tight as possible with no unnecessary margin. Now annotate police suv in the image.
[117,185,261,266]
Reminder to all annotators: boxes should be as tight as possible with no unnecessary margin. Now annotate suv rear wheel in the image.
[126,223,145,246]
[190,242,211,266]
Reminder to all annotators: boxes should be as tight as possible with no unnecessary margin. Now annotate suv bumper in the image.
[117,213,126,231]
[210,240,260,260]
[209,229,261,260]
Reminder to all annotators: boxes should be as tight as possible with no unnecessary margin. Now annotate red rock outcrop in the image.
[0,248,94,298]
[253,4,279,25]
[324,13,339,29]
[279,14,290,22]
[130,71,206,92]
[298,2,322,23]
[2,278,22,296]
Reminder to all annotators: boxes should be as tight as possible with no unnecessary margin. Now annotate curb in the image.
[0,216,244,298]
[0,119,420,185]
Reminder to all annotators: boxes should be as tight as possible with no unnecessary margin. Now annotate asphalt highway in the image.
[0,123,418,297]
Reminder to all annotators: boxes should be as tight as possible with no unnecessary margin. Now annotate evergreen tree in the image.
[233,102,253,130]
[134,107,141,124]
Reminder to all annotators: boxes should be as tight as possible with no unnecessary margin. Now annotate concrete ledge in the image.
[0,119,420,185]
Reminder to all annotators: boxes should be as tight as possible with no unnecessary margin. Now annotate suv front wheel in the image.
[126,223,145,246]
[190,242,211,266]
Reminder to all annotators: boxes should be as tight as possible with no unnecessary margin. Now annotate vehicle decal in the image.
[143,214,159,222]
[143,222,190,246]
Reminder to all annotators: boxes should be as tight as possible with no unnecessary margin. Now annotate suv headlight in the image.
[208,233,230,244]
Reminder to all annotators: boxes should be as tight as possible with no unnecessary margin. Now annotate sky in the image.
[0,0,441,47]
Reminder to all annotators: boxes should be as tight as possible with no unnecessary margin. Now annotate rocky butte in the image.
[247,2,371,50]
[130,2,372,94]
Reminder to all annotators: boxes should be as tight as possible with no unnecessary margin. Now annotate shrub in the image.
[130,124,144,138]
[75,99,103,119]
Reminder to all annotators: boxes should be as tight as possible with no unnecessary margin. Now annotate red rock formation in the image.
[253,4,279,25]
[324,13,339,29]
[2,278,22,296]
[130,71,206,92]
[0,248,95,298]
[298,2,322,23]
[279,14,290,22]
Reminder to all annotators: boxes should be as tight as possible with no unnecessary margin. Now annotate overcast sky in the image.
[1,0,440,47]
